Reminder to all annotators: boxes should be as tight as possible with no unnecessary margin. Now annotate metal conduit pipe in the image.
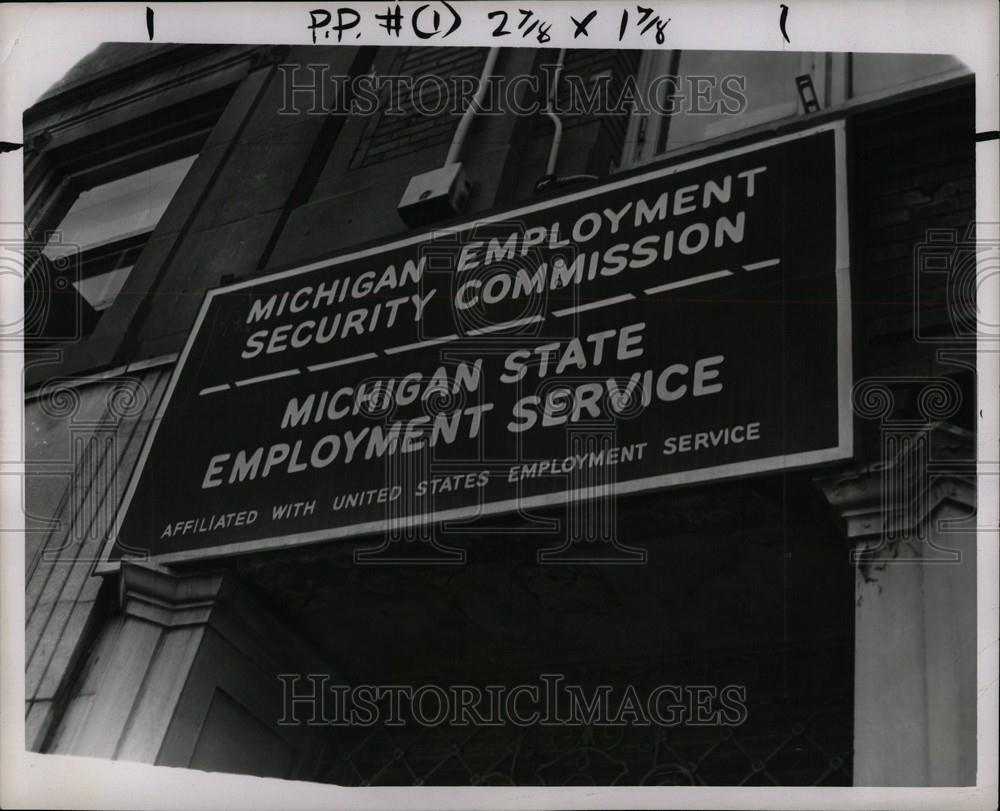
[536,49,598,193]
[544,48,568,177]
[445,47,501,166]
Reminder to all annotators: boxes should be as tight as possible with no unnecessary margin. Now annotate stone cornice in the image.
[815,422,976,544]
[25,45,257,129]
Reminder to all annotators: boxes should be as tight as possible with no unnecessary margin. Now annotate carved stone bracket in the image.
[815,421,975,563]
[118,561,229,628]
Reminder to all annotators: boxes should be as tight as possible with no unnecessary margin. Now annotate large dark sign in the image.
[100,124,851,569]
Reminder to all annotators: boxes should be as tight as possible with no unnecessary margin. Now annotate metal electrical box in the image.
[397,162,471,227]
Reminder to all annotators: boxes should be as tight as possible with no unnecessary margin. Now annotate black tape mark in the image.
[779,4,790,44]
[0,142,23,153]
[146,7,154,40]
[975,130,999,142]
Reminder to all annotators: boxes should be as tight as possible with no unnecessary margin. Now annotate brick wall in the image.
[848,82,977,457]
[350,47,488,169]
[530,48,641,161]
[347,46,639,175]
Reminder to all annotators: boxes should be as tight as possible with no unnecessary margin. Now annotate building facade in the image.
[22,43,977,786]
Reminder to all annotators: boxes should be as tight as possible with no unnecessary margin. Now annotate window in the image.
[849,52,966,99]
[43,153,195,314]
[43,156,196,261]
[40,155,196,320]
[625,50,822,166]
[23,52,242,357]
[623,50,970,167]
[73,267,132,313]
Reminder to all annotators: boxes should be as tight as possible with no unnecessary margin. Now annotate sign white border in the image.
[96,120,852,572]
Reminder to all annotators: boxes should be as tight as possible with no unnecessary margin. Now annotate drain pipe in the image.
[445,47,501,165]
[536,50,598,193]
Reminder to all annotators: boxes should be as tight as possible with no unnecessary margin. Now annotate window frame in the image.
[39,152,201,317]
[22,46,262,385]
[620,49,972,170]
[24,108,218,352]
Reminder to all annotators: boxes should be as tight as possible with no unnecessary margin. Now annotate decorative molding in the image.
[814,421,975,546]
[118,562,228,628]
[25,45,254,127]
[28,130,52,154]
[116,561,334,677]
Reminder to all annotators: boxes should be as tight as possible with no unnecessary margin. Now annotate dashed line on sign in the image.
[552,293,636,318]
[465,315,544,336]
[743,258,781,272]
[385,335,459,355]
[307,352,378,372]
[234,368,300,387]
[199,383,231,396]
[644,270,733,296]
